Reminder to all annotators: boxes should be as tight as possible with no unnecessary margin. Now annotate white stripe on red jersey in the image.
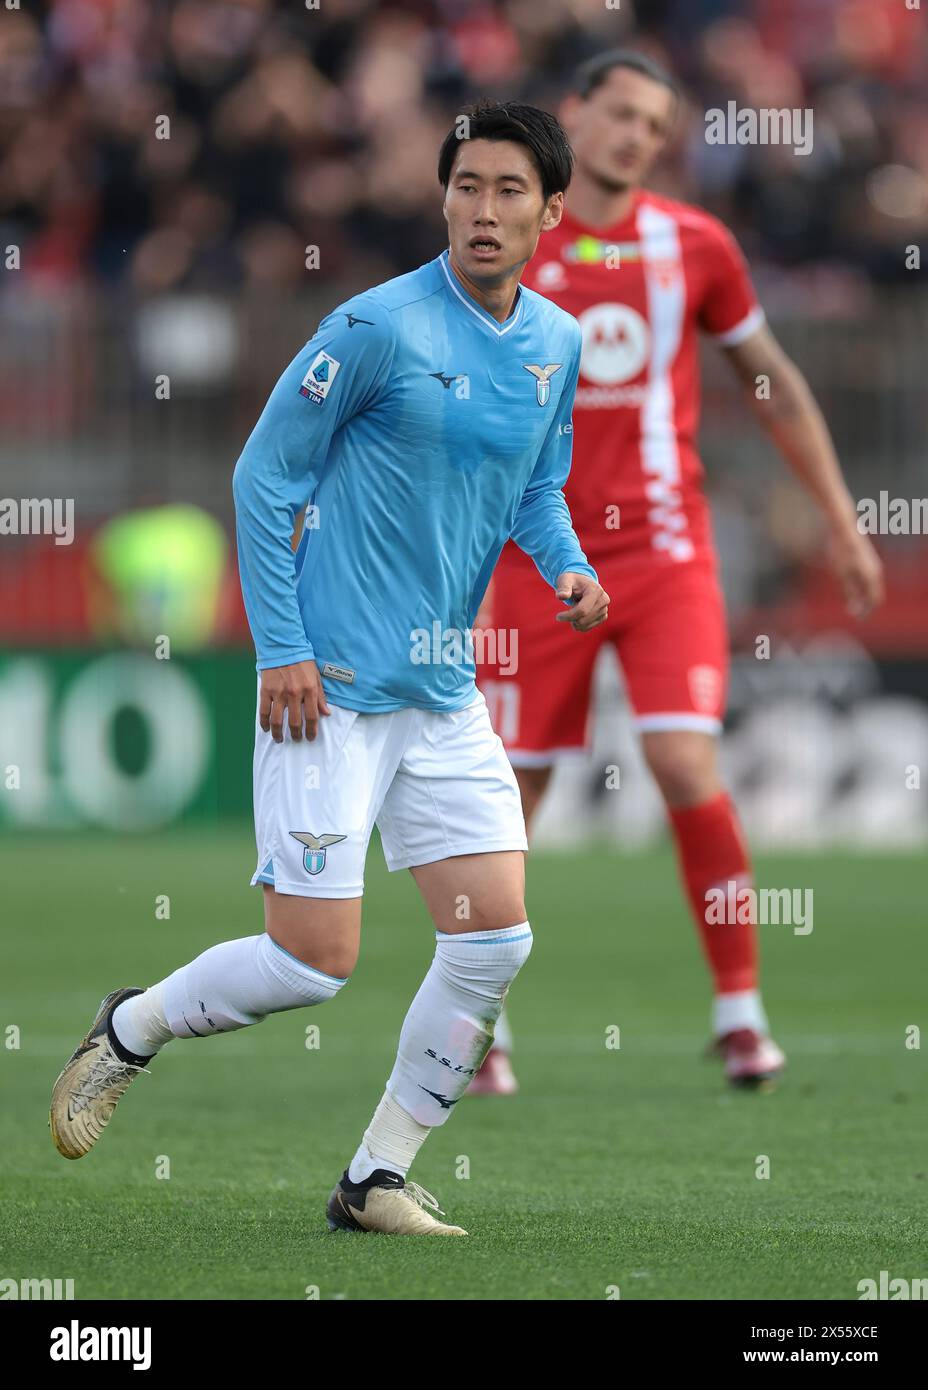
[510,190,764,569]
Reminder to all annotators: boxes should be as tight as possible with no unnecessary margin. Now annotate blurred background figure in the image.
[87,502,229,651]
[84,501,229,651]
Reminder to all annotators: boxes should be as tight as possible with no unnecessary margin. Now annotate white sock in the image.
[348,1092,429,1182]
[713,988,769,1038]
[113,934,347,1050]
[493,1005,514,1054]
[111,982,174,1058]
[383,921,533,1129]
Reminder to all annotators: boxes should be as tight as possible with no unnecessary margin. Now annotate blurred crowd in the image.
[1,0,927,297]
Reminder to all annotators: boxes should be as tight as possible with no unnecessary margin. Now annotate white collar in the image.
[439,251,524,338]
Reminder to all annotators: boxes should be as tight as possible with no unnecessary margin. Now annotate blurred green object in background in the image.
[89,503,229,652]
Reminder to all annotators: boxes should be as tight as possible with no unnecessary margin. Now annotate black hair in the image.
[437,100,573,201]
[573,49,678,101]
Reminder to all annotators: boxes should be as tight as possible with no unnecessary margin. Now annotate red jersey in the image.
[513,191,764,568]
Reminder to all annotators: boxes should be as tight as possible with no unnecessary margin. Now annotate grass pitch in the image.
[1,830,924,1300]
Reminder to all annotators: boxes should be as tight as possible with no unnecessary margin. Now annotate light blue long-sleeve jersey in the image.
[232,249,598,712]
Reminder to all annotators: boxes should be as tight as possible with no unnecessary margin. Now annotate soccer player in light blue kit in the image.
[49,102,609,1234]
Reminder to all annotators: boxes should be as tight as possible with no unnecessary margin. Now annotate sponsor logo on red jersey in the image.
[521,193,763,567]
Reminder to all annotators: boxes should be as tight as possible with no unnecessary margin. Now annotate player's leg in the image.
[49,896,357,1161]
[330,852,531,1235]
[49,700,387,1159]
[328,697,532,1234]
[396,850,529,1120]
[474,556,602,1092]
[462,760,549,1095]
[260,886,360,979]
[620,560,784,1086]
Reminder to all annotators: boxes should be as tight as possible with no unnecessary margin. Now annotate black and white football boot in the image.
[50,987,153,1159]
[326,1168,467,1236]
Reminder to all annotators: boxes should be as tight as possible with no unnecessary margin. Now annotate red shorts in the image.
[477,552,729,762]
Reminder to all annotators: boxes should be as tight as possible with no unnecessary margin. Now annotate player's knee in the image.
[263,887,360,979]
[643,734,720,807]
[504,923,533,979]
[254,933,350,1014]
[276,937,358,981]
[436,922,533,1000]
[461,899,528,934]
[264,925,359,980]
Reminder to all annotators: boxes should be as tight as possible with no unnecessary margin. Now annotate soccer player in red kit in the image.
[475,51,884,1091]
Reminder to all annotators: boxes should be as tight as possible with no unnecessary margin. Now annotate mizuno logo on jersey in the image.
[429,371,462,389]
[522,362,563,406]
[321,662,355,684]
[345,313,374,328]
[299,351,340,404]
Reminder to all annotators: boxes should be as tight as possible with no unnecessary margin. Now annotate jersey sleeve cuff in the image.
[712,305,765,347]
[255,648,316,671]
[554,560,598,587]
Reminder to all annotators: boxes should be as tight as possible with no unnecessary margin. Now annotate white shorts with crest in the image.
[250,689,528,898]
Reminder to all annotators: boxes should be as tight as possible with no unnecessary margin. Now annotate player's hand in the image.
[259,660,331,743]
[554,572,610,632]
[829,524,884,619]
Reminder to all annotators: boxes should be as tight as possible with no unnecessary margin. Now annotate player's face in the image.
[562,67,674,192]
[443,139,563,286]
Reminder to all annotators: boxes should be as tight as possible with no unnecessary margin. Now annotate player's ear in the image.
[542,190,564,232]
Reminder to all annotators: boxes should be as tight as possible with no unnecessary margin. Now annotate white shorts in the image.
[250,689,528,898]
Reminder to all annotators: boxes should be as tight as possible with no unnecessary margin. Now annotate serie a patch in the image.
[299,351,340,404]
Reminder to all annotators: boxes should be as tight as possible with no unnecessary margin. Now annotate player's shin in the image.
[667,792,767,1031]
[112,933,347,1056]
[348,922,533,1181]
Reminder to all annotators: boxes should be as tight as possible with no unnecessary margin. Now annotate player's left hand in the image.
[554,572,610,631]
[829,524,885,618]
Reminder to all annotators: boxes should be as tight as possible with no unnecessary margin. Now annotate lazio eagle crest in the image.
[289,830,347,876]
[522,362,563,406]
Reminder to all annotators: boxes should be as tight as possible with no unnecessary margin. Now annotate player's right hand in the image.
[259,660,331,743]
[829,524,885,619]
[554,572,610,632]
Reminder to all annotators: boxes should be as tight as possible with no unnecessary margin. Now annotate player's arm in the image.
[509,337,609,632]
[700,219,883,619]
[722,323,884,617]
[232,304,396,740]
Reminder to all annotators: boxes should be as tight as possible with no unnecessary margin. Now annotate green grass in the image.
[1,830,925,1300]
